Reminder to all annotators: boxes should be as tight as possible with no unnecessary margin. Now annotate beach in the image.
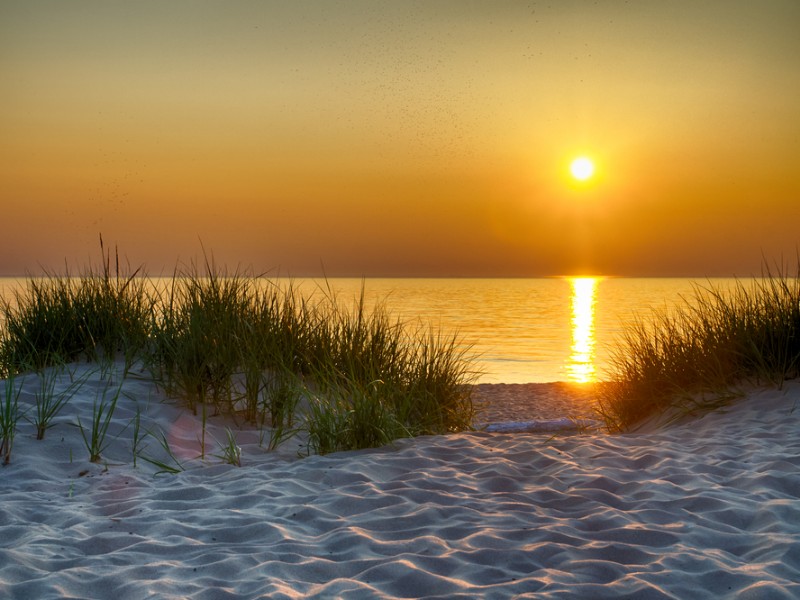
[2,364,799,599]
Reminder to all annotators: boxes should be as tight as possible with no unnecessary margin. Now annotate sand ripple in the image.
[1,375,799,598]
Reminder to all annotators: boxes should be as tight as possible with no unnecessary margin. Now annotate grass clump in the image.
[0,237,153,375]
[28,363,92,440]
[214,428,243,467]
[1,246,477,458]
[304,375,411,455]
[1,277,80,372]
[294,288,475,453]
[0,372,23,465]
[599,264,800,431]
[137,429,186,476]
[148,260,254,415]
[76,383,123,463]
[144,261,476,454]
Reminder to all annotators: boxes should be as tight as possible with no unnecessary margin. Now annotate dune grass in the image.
[598,265,800,431]
[145,262,476,454]
[76,382,123,463]
[0,239,153,376]
[28,363,93,440]
[0,372,23,465]
[0,249,477,458]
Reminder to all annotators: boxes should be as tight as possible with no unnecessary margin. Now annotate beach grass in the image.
[76,382,123,463]
[0,249,477,457]
[0,239,154,376]
[137,428,186,475]
[28,363,93,440]
[0,372,23,465]
[214,428,243,467]
[598,263,800,431]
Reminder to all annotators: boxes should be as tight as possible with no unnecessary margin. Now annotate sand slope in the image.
[1,365,799,599]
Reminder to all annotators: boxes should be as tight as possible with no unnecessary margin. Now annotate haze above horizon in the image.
[1,1,799,278]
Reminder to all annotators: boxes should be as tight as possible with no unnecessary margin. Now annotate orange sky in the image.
[2,1,799,277]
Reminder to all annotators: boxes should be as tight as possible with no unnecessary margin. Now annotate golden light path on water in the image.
[567,277,599,383]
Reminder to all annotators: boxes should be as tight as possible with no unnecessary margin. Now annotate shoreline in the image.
[472,381,601,424]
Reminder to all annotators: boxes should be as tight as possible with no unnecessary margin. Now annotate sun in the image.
[570,157,595,181]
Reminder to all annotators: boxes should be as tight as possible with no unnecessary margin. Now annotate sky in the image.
[1,0,799,277]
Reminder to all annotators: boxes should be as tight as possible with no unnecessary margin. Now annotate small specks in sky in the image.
[0,0,798,276]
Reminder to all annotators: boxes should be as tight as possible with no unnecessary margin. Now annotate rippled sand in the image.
[2,365,799,598]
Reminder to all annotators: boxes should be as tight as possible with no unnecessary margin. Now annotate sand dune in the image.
[1,364,799,599]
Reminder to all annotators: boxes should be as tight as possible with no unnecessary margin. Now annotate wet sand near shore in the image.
[472,381,602,425]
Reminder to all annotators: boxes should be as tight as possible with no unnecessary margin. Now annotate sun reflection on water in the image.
[567,277,599,383]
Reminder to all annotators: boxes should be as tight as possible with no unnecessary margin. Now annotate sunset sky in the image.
[2,1,799,277]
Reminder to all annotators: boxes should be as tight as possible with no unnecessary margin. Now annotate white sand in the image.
[2,364,799,599]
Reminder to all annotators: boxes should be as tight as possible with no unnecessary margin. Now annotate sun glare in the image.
[570,157,595,181]
[567,277,598,383]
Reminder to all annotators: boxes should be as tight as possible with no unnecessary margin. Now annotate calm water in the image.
[294,278,731,383]
[0,277,738,384]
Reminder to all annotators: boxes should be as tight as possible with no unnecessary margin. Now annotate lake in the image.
[0,276,738,384]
